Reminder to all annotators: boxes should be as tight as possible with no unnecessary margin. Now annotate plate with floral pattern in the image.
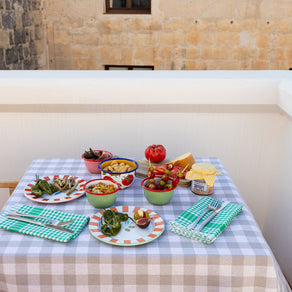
[89,206,165,246]
[24,175,86,204]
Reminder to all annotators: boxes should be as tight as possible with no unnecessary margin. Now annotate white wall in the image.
[0,71,291,284]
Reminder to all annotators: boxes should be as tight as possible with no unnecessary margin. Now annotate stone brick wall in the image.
[0,0,47,69]
[44,0,292,70]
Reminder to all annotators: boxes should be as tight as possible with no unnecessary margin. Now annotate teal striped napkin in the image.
[0,204,90,243]
[169,197,243,244]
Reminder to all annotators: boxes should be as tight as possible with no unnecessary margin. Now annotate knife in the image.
[193,201,230,232]
[5,214,75,234]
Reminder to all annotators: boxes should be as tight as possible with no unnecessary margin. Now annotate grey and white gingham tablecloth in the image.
[0,158,289,292]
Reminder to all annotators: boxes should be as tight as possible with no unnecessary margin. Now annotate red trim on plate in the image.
[65,197,71,199]
[110,207,118,212]
[92,215,101,221]
[155,221,164,226]
[32,196,39,199]
[42,199,49,201]
[148,233,157,238]
[154,228,163,232]
[122,206,128,212]
[27,184,34,187]
[110,238,118,243]
[98,234,107,239]
[133,206,140,213]
[54,199,60,201]
[146,209,152,214]
[54,175,59,179]
[137,238,145,242]
[89,222,98,226]
[44,176,50,181]
[151,215,160,220]
[124,240,131,244]
[91,229,100,233]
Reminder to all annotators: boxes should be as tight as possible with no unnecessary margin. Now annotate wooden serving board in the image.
[135,159,191,188]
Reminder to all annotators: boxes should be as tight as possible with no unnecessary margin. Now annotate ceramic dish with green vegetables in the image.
[24,175,86,204]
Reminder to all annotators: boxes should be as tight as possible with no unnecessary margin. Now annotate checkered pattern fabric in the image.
[169,197,243,244]
[0,204,89,242]
[0,158,287,292]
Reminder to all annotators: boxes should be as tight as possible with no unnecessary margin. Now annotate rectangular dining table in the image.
[0,157,288,292]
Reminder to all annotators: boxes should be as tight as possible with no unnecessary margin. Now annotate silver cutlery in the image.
[5,214,75,234]
[193,201,230,232]
[187,199,221,229]
[7,211,75,227]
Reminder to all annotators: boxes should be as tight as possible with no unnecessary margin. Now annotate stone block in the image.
[201,47,230,60]
[186,47,200,59]
[256,33,271,48]
[134,46,154,63]
[0,0,4,9]
[0,61,8,69]
[22,12,31,26]
[6,47,18,64]
[29,41,37,56]
[186,31,200,45]
[35,24,41,40]
[14,29,26,45]
[9,31,14,45]
[251,60,270,70]
[5,0,11,10]
[12,62,23,69]
[2,12,16,29]
[0,31,10,46]
[120,47,133,64]
[274,48,285,60]
[275,34,292,47]
[156,46,172,60]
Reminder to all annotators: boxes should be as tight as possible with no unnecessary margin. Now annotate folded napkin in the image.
[169,197,242,244]
[0,204,90,243]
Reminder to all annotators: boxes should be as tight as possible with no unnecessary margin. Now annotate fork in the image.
[7,211,75,227]
[187,199,221,229]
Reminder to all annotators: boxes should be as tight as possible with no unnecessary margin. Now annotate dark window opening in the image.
[105,65,154,70]
[105,0,151,14]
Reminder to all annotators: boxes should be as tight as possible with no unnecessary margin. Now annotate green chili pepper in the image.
[101,224,113,236]
[116,212,128,222]
[37,179,53,195]
[49,183,57,194]
[31,185,43,197]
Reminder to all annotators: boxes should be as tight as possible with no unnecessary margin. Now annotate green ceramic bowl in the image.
[85,179,120,208]
[141,178,177,205]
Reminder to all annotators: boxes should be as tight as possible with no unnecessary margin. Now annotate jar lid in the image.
[186,163,221,186]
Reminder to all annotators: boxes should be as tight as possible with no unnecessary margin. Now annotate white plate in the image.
[89,206,165,246]
[24,175,86,204]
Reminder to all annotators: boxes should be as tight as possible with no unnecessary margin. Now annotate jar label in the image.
[191,180,208,193]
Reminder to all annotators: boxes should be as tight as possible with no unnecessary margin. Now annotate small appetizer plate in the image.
[89,206,165,246]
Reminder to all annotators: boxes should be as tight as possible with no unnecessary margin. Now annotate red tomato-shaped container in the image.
[145,145,166,163]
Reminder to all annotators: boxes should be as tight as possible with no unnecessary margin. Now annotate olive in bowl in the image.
[85,179,120,208]
[82,149,113,174]
[98,158,139,189]
[141,177,177,205]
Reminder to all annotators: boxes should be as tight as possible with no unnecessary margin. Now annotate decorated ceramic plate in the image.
[89,206,165,246]
[24,175,86,204]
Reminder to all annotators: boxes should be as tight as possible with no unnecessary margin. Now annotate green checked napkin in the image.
[169,197,243,244]
[0,204,90,243]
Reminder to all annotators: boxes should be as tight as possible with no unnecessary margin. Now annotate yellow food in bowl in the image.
[101,160,135,173]
[87,182,117,194]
